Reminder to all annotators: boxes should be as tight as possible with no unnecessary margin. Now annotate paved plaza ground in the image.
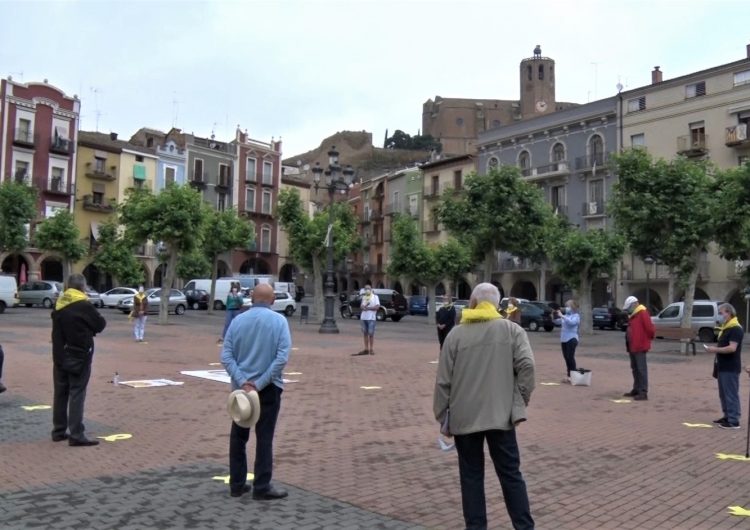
[1,304,750,529]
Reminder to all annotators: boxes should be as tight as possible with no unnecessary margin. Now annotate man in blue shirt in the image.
[221,283,292,499]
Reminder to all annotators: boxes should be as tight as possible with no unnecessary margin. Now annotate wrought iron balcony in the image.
[725,124,749,147]
[575,152,608,171]
[45,178,73,195]
[677,134,709,156]
[50,136,74,155]
[13,129,35,147]
[582,200,605,217]
[189,170,208,189]
[216,175,231,189]
[86,162,117,181]
[536,161,570,176]
[82,194,115,213]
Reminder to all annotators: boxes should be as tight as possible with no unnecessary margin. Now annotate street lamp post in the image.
[644,255,655,314]
[312,146,356,334]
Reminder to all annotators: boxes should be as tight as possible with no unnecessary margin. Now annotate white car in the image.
[100,287,138,308]
[242,291,297,316]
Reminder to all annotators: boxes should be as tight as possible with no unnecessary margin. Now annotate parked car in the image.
[529,300,561,311]
[184,288,209,310]
[242,291,297,316]
[592,306,628,330]
[85,288,102,308]
[651,301,720,342]
[117,288,187,315]
[342,289,408,322]
[18,281,64,308]
[100,287,138,308]
[518,302,554,332]
[0,274,19,313]
[409,295,429,316]
[295,285,305,302]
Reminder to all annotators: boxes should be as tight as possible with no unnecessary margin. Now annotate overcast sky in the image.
[1,0,748,158]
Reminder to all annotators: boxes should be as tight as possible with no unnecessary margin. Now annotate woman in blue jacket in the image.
[554,299,580,383]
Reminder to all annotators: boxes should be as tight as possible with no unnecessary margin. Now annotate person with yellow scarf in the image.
[705,303,744,429]
[131,286,148,342]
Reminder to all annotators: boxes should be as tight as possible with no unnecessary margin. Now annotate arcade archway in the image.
[510,280,537,300]
[240,258,270,275]
[40,257,64,282]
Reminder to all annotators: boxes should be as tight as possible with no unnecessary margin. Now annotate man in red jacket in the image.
[622,295,655,401]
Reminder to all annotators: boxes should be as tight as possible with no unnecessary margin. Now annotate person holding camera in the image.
[553,300,580,383]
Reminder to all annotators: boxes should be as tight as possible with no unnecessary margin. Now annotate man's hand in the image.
[241,381,257,393]
[745,365,750,377]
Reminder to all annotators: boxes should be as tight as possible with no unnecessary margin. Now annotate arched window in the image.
[487,157,499,171]
[538,64,544,80]
[552,143,565,162]
[589,134,604,165]
[518,151,530,171]
[527,65,532,81]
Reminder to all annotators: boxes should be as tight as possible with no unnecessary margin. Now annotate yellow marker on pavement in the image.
[284,372,303,375]
[209,362,222,366]
[212,473,254,484]
[682,422,712,428]
[360,386,382,390]
[540,382,560,386]
[610,399,631,404]
[715,453,750,461]
[292,347,299,351]
[97,434,133,442]
[728,506,750,516]
[21,405,51,411]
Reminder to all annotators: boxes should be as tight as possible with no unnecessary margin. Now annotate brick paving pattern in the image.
[1,305,750,528]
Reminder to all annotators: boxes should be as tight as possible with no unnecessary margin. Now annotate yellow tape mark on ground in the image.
[284,372,303,375]
[97,434,133,442]
[728,506,750,516]
[360,386,382,390]
[716,453,750,461]
[610,399,631,404]
[212,473,254,484]
[428,360,439,364]
[682,422,712,428]
[292,347,299,351]
[21,405,51,411]
[209,362,222,366]
[540,382,560,386]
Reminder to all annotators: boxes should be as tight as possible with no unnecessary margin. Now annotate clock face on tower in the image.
[535,100,548,113]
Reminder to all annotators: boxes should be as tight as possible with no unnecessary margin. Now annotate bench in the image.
[654,327,697,356]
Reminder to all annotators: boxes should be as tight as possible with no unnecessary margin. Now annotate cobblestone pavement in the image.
[1,306,750,529]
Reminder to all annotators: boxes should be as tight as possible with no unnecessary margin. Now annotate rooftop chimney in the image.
[652,66,662,84]
[109,132,118,141]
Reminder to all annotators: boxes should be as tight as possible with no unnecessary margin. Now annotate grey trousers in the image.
[629,352,648,395]
[52,361,92,441]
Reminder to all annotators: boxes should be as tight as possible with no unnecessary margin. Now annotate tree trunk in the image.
[427,282,437,325]
[207,255,219,315]
[159,249,177,325]
[539,264,547,301]
[679,252,701,354]
[483,250,494,284]
[667,269,675,305]
[578,269,593,335]
[65,259,73,280]
[311,254,324,321]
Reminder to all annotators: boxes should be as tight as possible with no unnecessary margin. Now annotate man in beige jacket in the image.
[434,282,535,530]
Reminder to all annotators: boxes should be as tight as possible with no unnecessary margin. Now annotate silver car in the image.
[100,287,138,308]
[117,288,187,315]
[18,281,64,308]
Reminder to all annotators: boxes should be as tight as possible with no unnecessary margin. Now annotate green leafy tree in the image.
[388,214,472,323]
[384,129,441,152]
[120,184,205,323]
[610,150,717,327]
[34,209,87,277]
[0,182,37,275]
[93,220,144,287]
[437,166,553,283]
[201,207,254,313]
[176,248,211,285]
[548,227,625,334]
[278,188,360,320]
[714,162,750,283]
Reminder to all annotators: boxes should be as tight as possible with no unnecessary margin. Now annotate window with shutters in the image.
[685,81,706,98]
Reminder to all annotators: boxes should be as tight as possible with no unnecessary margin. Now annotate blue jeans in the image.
[361,319,376,336]
[718,371,741,425]
[454,429,534,530]
[133,316,147,341]
[222,309,239,339]
[229,384,283,495]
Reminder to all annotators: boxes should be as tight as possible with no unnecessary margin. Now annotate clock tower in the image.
[519,45,556,118]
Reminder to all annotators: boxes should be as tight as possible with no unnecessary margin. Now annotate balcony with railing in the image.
[13,129,36,147]
[370,209,384,222]
[551,204,568,219]
[50,136,74,155]
[725,124,749,147]
[581,200,605,217]
[360,209,372,224]
[10,171,30,185]
[86,162,117,181]
[677,133,709,156]
[82,194,115,213]
[424,184,443,200]
[494,255,536,273]
[45,178,73,196]
[385,202,403,216]
[216,174,231,189]
[575,152,609,171]
[535,161,570,176]
[189,170,208,189]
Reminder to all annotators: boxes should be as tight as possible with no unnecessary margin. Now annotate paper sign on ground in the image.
[181,370,231,384]
[118,379,184,388]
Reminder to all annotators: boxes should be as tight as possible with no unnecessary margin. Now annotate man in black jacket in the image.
[51,274,106,446]
[436,299,457,350]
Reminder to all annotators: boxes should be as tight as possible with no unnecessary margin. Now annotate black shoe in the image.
[633,393,648,401]
[718,420,740,430]
[0,382,6,393]
[230,485,251,498]
[69,438,100,447]
[713,417,727,424]
[623,390,637,397]
[352,350,369,356]
[52,433,69,442]
[252,486,288,500]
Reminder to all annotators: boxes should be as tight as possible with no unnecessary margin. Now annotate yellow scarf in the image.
[55,288,88,310]
[135,292,146,301]
[717,316,741,339]
[628,304,647,319]
[460,301,503,324]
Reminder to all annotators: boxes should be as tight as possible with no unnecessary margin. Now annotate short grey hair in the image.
[66,273,86,292]
[471,282,500,307]
[718,302,737,317]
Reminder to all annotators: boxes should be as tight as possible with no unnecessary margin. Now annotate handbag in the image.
[61,344,92,375]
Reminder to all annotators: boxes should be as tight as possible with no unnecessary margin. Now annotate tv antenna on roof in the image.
[90,87,104,132]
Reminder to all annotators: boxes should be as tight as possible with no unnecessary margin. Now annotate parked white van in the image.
[0,274,19,313]
[651,300,720,343]
[183,278,240,310]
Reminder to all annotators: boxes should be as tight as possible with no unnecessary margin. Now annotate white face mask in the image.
[138,287,144,293]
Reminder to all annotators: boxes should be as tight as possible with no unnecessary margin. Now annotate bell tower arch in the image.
[520,45,556,118]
